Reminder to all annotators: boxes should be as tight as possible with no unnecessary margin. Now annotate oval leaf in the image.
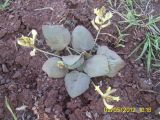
[83,55,109,77]
[97,46,125,77]
[42,57,68,78]
[42,25,71,51]
[62,55,84,69]
[64,71,91,98]
[72,25,95,52]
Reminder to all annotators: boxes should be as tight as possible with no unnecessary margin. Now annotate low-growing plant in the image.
[129,33,160,76]
[91,6,113,43]
[17,6,125,109]
[110,0,160,32]
[124,0,133,9]
[0,0,11,10]
[146,15,160,35]
[108,0,160,75]
[115,25,130,47]
[110,6,144,30]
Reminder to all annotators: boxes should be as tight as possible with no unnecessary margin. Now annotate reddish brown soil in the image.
[0,0,160,120]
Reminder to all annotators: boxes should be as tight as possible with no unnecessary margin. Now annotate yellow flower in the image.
[94,11,113,25]
[17,29,37,47]
[57,61,65,69]
[92,6,113,30]
[17,36,35,47]
[94,6,106,17]
[94,85,120,109]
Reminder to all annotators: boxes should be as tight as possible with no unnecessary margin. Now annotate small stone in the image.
[113,80,121,88]
[132,84,137,89]
[155,107,160,115]
[54,104,62,113]
[2,64,9,73]
[138,78,153,90]
[12,71,21,79]
[93,112,99,119]
[27,115,32,119]
[8,83,17,91]
[143,94,155,103]
[5,79,11,83]
[156,95,160,104]
[55,110,59,114]
[86,111,92,119]
[18,89,22,92]
[103,114,111,120]
[0,29,7,38]
[9,15,14,19]
[0,79,6,85]
[26,85,30,88]
[65,109,71,115]
[45,107,51,113]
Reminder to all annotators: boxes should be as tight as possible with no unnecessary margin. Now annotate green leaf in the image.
[42,57,68,78]
[64,71,91,98]
[42,25,71,51]
[135,40,148,61]
[97,46,125,77]
[83,55,109,77]
[72,25,95,52]
[147,49,151,73]
[146,16,160,26]
[5,97,17,120]
[62,55,84,69]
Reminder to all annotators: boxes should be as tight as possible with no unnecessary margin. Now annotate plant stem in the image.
[67,46,81,55]
[66,47,73,55]
[34,47,62,58]
[95,27,102,43]
[91,81,96,87]
[91,82,104,97]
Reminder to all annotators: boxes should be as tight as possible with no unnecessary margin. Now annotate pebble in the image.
[8,83,17,91]
[0,29,7,38]
[45,107,51,113]
[27,115,32,119]
[0,79,6,85]
[5,79,11,83]
[12,71,21,79]
[113,80,121,88]
[138,78,153,90]
[143,94,155,103]
[156,95,160,104]
[103,114,111,120]
[86,111,92,119]
[132,84,137,89]
[2,64,9,73]
[18,89,22,92]
[26,85,30,89]
[155,107,160,115]
[8,15,14,19]
[93,112,99,119]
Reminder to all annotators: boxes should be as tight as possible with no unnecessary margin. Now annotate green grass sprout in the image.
[129,33,160,75]
[0,0,11,10]
[5,96,17,120]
